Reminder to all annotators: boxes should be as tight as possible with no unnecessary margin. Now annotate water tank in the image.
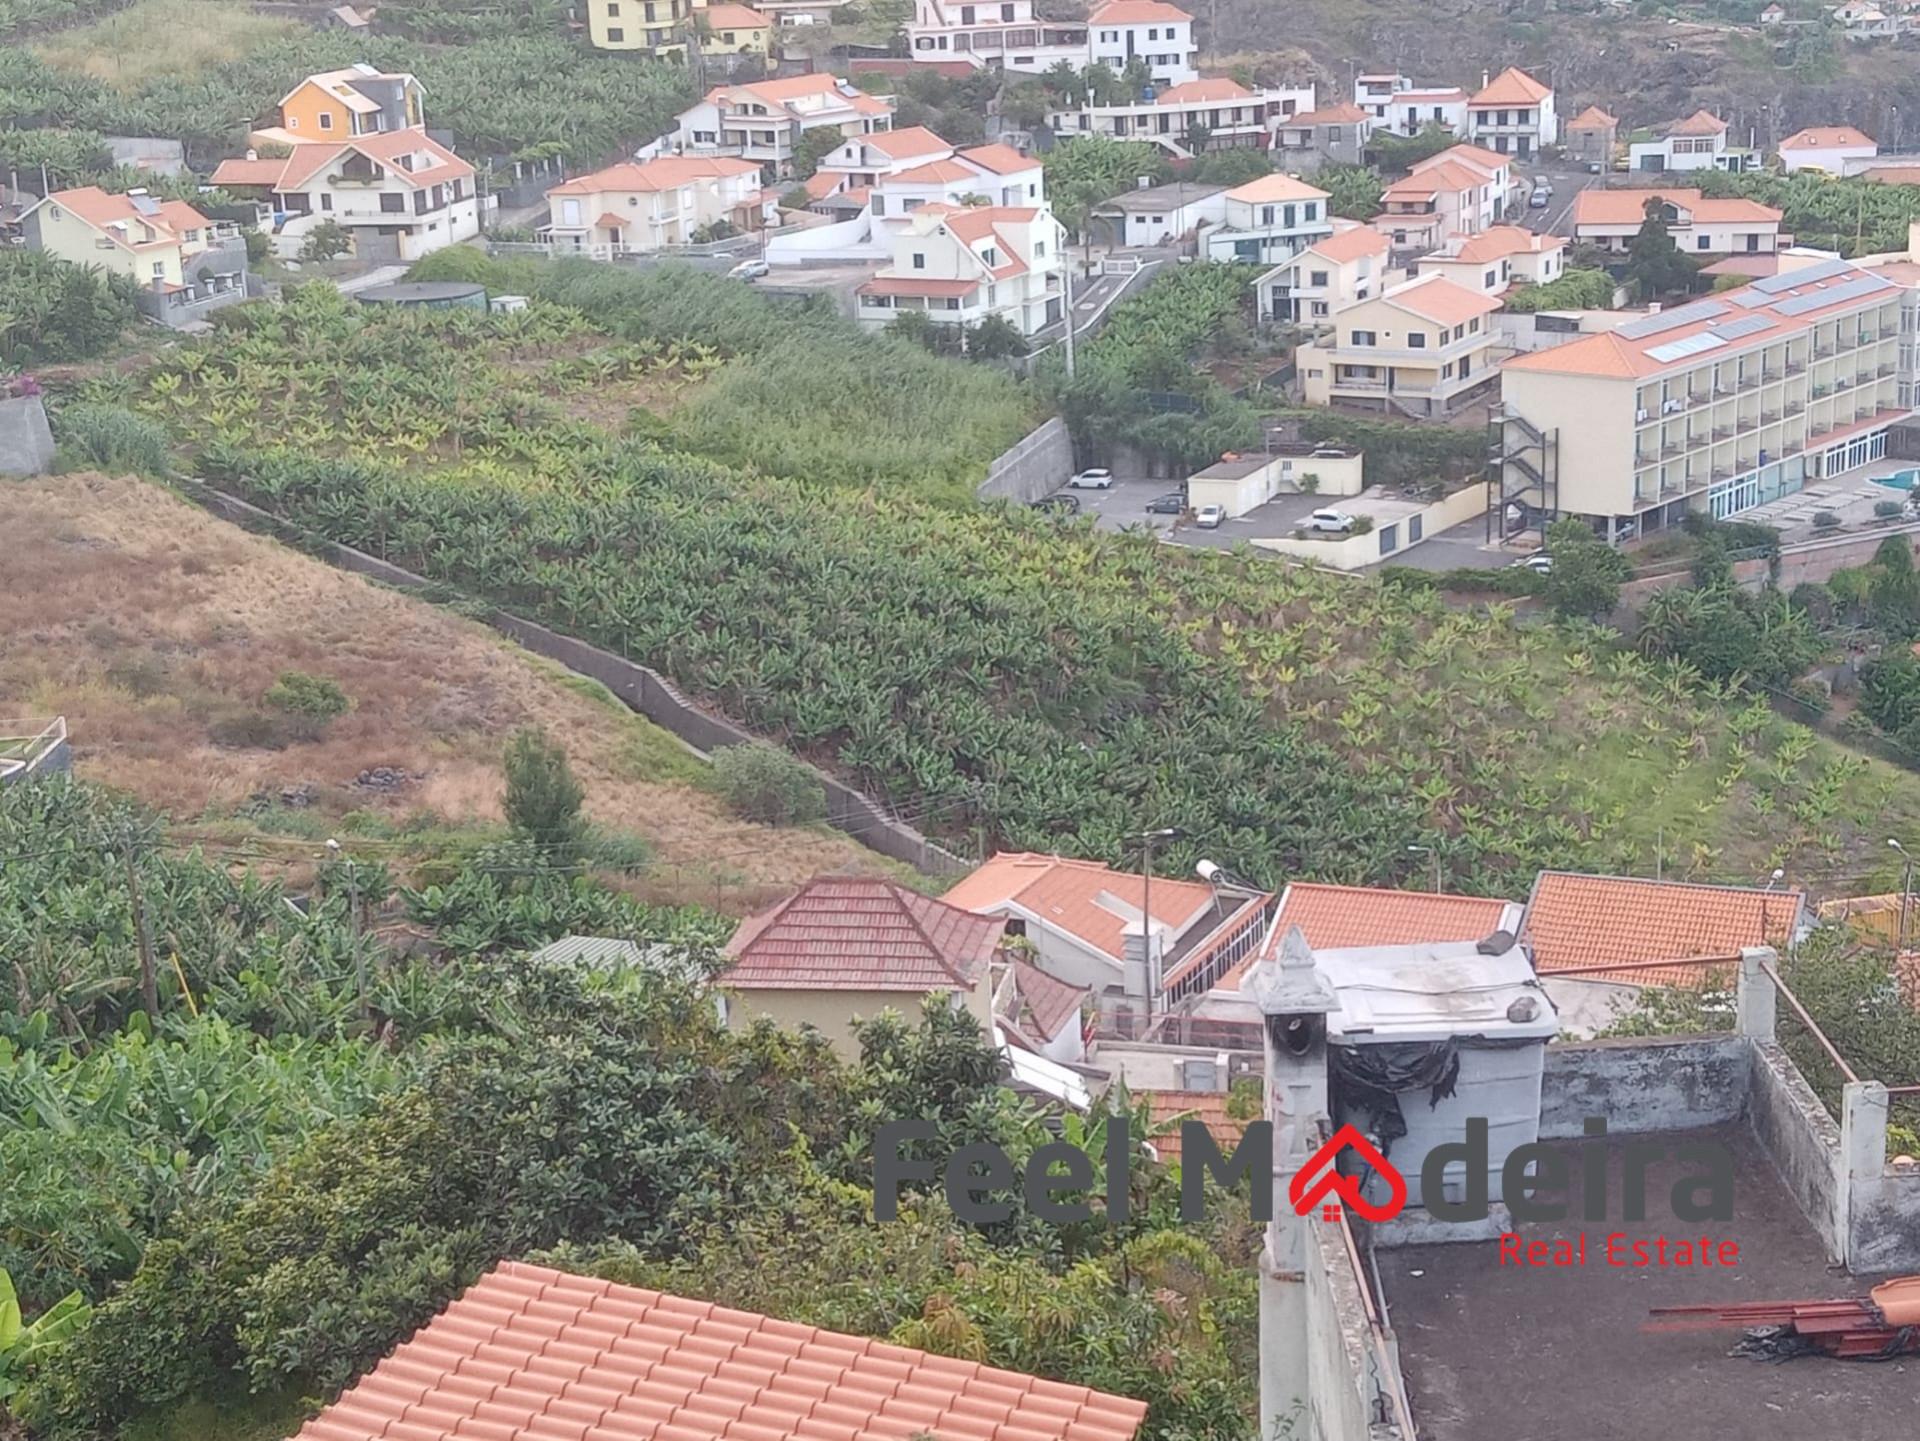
[353,281,488,311]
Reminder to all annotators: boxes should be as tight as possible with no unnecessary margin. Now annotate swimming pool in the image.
[1874,468,1920,492]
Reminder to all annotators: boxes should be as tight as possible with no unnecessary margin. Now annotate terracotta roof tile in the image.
[1568,105,1619,130]
[1665,109,1728,137]
[944,852,1220,964]
[1305,226,1389,263]
[1142,1091,1245,1164]
[1780,125,1876,150]
[1521,871,1805,987]
[1469,66,1551,107]
[1571,186,1781,228]
[959,143,1037,175]
[723,876,1006,991]
[857,124,951,160]
[1265,882,1519,952]
[1155,78,1251,105]
[1381,273,1503,325]
[1087,0,1191,22]
[1290,102,1368,126]
[1225,173,1329,204]
[551,156,760,196]
[1007,957,1087,1040]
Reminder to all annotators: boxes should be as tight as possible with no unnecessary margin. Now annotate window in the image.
[1408,332,1426,348]
[607,1,618,10]
[1001,2,1013,15]
[1697,234,1711,251]
[1282,203,1296,228]
[319,194,333,212]
[960,3,973,18]
[1034,240,1045,257]
[318,112,335,133]
[1311,301,1328,317]
[912,252,925,269]
[1350,328,1376,346]
[152,261,165,279]
[1409,514,1423,543]
[379,192,405,213]
[607,25,623,38]
[1303,202,1318,222]
[1484,268,1497,289]
[1309,269,1329,286]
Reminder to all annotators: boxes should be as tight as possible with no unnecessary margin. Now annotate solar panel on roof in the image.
[1727,290,1772,309]
[1772,275,1888,315]
[1617,299,1730,339]
[1647,333,1728,364]
[1751,258,1855,293]
[1709,314,1773,342]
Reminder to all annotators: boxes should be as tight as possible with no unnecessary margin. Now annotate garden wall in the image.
[182,480,974,878]
[1616,523,1920,618]
[976,417,1075,505]
[0,396,55,478]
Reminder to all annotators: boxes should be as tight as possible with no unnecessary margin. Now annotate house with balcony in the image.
[867,141,1045,223]
[542,156,769,254]
[211,128,479,263]
[666,73,895,177]
[1570,187,1783,257]
[1199,172,1332,263]
[247,64,424,149]
[1298,272,1503,417]
[1564,104,1618,169]
[1465,65,1556,157]
[906,0,1091,72]
[19,186,252,327]
[1271,102,1372,172]
[1047,79,1315,158]
[1351,74,1468,138]
[1497,259,1909,539]
[806,124,953,203]
[1258,224,1395,325]
[1778,125,1879,174]
[856,202,1064,336]
[1416,225,1566,297]
[587,0,691,53]
[1085,0,1197,86]
[692,1,772,54]
[1628,110,1754,173]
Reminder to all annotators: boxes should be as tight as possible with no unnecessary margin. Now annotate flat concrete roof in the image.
[1097,182,1225,213]
[1192,456,1272,480]
[1384,1126,1914,1441]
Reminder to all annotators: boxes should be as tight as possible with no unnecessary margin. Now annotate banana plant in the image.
[0,1267,89,1402]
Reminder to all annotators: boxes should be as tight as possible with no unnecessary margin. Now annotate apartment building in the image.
[1627,110,1753,174]
[1201,172,1332,264]
[1298,272,1502,416]
[1350,74,1467,136]
[1778,125,1880,175]
[1570,187,1782,256]
[1416,225,1566,297]
[1047,79,1314,158]
[668,74,895,176]
[1271,102,1372,171]
[906,0,1089,72]
[210,128,479,262]
[857,202,1064,335]
[1085,0,1197,86]
[1498,260,1909,538]
[1465,66,1556,157]
[1257,224,1394,324]
[543,156,768,254]
[1373,145,1513,247]
[587,0,691,54]
[1564,105,1619,169]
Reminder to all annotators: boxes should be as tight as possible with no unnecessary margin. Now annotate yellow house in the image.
[695,1,772,54]
[269,65,425,145]
[721,876,1007,1058]
[1299,272,1503,418]
[587,0,692,54]
[22,185,212,289]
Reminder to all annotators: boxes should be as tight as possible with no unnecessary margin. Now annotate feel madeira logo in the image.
[876,1117,1743,1268]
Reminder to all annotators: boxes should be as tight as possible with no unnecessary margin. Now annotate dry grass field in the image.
[0,472,888,912]
[32,0,301,89]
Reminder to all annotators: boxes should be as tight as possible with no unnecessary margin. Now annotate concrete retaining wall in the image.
[1304,1222,1401,1441]
[976,416,1075,505]
[1850,1163,1920,1273]
[1616,525,1920,618]
[182,480,973,877]
[1747,1038,1846,1263]
[1539,1035,1751,1139]
[0,396,55,478]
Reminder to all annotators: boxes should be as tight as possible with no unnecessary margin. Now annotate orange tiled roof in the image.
[859,275,980,297]
[296,1261,1150,1441]
[1861,165,1920,185]
[1144,1091,1245,1165]
[889,157,981,184]
[209,156,290,187]
[1226,172,1330,204]
[1470,66,1551,107]
[1384,158,1493,198]
[1088,0,1192,23]
[858,124,952,160]
[1411,142,1510,177]
[1439,224,1566,263]
[723,876,1006,992]
[40,186,209,249]
[1266,882,1519,952]
[703,2,771,26]
[1568,104,1619,130]
[1570,187,1781,228]
[959,142,1037,174]
[1380,273,1503,325]
[1304,225,1389,263]
[1522,871,1805,988]
[551,155,760,195]
[1779,125,1877,151]
[1665,109,1728,138]
[944,853,1219,964]
[1006,957,1088,1041]
[1155,79,1252,106]
[1290,102,1368,126]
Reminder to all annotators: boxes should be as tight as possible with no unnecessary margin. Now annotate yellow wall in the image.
[280,80,357,140]
[588,0,691,52]
[32,202,182,286]
[723,979,993,1059]
[707,20,769,54]
[1501,366,1637,515]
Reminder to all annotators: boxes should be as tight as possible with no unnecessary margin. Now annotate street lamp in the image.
[1407,844,1442,893]
[1137,826,1184,1007]
[1891,839,1912,950]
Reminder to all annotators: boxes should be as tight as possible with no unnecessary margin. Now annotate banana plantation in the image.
[97,278,1920,898]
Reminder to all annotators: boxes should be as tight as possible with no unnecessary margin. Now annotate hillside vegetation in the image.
[81,271,1920,900]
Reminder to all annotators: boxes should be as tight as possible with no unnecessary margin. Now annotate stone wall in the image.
[975,416,1076,505]
[1305,1221,1407,1441]
[1539,1035,1751,1139]
[183,481,974,877]
[1747,1038,1846,1264]
[1616,525,1920,619]
[0,396,55,478]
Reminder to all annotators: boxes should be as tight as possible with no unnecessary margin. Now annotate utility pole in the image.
[1408,844,1441,893]
[120,829,159,1023]
[1890,838,1912,950]
[1062,235,1077,378]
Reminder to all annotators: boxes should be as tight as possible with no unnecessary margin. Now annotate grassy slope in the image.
[32,0,300,89]
[0,470,893,913]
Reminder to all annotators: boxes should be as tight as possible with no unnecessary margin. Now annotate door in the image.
[355,226,403,262]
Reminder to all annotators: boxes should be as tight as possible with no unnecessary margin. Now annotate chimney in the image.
[246,148,258,161]
[1137,174,1152,189]
[1121,919,1160,1005]
[1482,69,1490,89]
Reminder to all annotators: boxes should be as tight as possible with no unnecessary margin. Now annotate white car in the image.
[1308,508,1356,533]
[1068,468,1114,489]
[728,259,769,280]
[1195,504,1225,529]
[1515,552,1554,574]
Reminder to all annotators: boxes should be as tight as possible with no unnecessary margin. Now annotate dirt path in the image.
[1,472,890,912]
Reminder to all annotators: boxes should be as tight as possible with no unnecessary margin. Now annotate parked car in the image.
[1068,467,1115,489]
[1586,160,1604,174]
[1515,551,1553,574]
[728,258,769,280]
[1144,491,1185,514]
[1195,504,1225,529]
[1529,189,1550,209]
[1032,494,1081,515]
[1309,509,1356,533]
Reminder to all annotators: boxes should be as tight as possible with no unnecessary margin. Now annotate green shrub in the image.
[264,671,350,722]
[297,219,352,263]
[1814,510,1841,530]
[50,404,171,476]
[0,251,138,366]
[1349,515,1374,536]
[207,710,289,750]
[503,726,588,861]
[713,744,827,826]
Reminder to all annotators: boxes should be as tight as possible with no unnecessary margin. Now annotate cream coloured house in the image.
[22,185,212,288]
[1258,224,1395,324]
[1299,273,1503,417]
[1416,225,1566,297]
[857,202,1064,336]
[543,155,769,254]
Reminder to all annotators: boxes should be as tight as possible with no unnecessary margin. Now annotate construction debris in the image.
[1649,1277,1920,1361]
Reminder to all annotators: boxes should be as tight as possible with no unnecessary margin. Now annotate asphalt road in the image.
[1516,157,1603,238]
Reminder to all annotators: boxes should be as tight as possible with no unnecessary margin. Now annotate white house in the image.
[1570,187,1783,257]
[1201,172,1333,264]
[1627,110,1752,173]
[1086,0,1197,86]
[1415,225,1566,297]
[856,202,1064,335]
[1778,124,1880,174]
[905,0,1090,73]
[1465,66,1556,157]
[867,142,1045,225]
[542,155,769,254]
[1833,1,1903,39]
[808,124,953,198]
[1258,224,1396,325]
[1350,73,1467,137]
[210,127,479,262]
[1093,179,1226,246]
[666,73,895,176]
[1047,79,1315,158]
[1373,144,1515,247]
